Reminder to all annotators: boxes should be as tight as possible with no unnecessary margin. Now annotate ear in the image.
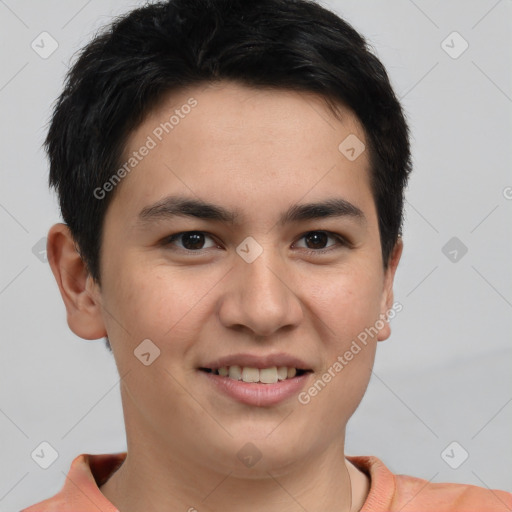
[377,237,403,342]
[46,223,107,340]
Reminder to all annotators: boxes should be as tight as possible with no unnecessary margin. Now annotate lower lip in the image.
[199,370,311,407]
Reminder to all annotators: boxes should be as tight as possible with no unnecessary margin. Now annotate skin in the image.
[47,81,402,512]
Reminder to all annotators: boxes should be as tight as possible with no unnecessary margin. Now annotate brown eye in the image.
[295,231,344,252]
[304,231,329,249]
[165,231,217,251]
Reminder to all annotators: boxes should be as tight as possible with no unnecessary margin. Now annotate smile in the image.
[199,366,313,407]
[200,365,311,384]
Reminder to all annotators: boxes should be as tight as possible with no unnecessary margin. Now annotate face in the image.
[70,81,401,475]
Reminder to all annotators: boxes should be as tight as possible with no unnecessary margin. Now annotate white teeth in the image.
[259,367,278,384]
[242,367,260,383]
[213,365,302,383]
[228,365,242,380]
[277,366,288,381]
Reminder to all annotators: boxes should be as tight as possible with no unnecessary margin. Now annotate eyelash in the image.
[162,230,349,256]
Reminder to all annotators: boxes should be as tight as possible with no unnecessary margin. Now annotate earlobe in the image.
[377,237,403,342]
[46,223,107,340]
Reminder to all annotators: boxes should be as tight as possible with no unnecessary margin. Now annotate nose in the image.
[218,250,303,338]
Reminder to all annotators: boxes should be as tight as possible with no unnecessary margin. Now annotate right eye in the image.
[163,231,220,252]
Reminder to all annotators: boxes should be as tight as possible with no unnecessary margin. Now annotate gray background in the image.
[1,0,511,510]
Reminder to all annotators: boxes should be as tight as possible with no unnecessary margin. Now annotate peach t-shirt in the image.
[21,452,512,511]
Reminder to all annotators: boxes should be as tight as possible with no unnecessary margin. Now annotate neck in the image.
[100,436,369,512]
[100,385,369,511]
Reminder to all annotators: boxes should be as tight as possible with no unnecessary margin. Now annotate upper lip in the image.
[200,352,312,371]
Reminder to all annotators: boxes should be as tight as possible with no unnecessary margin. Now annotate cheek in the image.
[306,265,384,342]
[102,259,221,350]
[299,272,380,429]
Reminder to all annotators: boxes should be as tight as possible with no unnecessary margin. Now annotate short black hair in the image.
[46,0,411,284]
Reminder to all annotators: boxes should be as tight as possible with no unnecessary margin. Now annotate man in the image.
[23,0,512,510]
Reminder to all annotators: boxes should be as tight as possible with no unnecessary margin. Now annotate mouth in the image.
[199,365,312,384]
[197,353,314,406]
[198,362,313,407]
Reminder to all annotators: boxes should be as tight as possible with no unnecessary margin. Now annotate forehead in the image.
[107,81,374,226]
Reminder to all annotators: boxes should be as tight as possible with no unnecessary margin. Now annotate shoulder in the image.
[393,472,512,511]
[20,453,125,512]
[347,455,512,512]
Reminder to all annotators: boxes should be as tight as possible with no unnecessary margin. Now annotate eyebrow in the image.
[136,195,366,227]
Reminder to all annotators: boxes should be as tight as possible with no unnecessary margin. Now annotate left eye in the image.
[294,231,343,251]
